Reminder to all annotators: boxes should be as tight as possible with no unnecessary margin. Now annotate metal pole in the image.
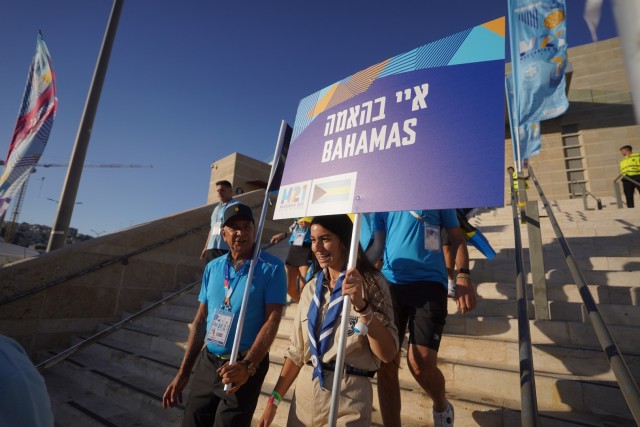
[47,0,124,251]
[508,169,539,427]
[328,213,361,427]
[224,121,290,391]
[529,167,640,423]
[524,201,549,320]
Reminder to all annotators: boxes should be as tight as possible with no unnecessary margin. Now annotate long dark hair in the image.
[310,215,390,325]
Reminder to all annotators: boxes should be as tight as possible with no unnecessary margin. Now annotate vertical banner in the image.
[612,0,640,126]
[509,0,569,125]
[0,32,58,217]
[275,17,506,219]
[506,74,542,163]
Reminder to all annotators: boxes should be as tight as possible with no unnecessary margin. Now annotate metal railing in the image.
[0,222,209,307]
[508,168,539,427]
[529,166,640,424]
[570,180,602,210]
[36,279,201,371]
[614,174,640,208]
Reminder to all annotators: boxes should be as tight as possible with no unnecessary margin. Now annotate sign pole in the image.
[328,213,362,426]
[224,120,290,391]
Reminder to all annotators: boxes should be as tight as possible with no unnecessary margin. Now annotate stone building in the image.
[505,37,639,205]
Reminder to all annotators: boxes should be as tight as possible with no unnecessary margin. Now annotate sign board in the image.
[274,17,506,219]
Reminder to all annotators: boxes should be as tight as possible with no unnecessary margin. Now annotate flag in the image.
[0,32,58,217]
[509,0,569,125]
[583,0,603,42]
[611,0,640,126]
[506,74,542,165]
[456,209,496,260]
[267,123,292,194]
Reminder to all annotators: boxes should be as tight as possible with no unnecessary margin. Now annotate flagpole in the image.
[507,0,523,171]
[328,212,361,427]
[224,120,290,391]
[47,0,124,251]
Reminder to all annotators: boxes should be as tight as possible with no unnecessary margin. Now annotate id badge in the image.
[212,221,222,236]
[423,223,441,252]
[206,308,235,347]
[293,229,305,246]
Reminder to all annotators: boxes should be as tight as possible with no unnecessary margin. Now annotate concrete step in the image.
[253,354,635,426]
[44,355,182,427]
[472,282,639,306]
[445,315,640,354]
[47,370,150,427]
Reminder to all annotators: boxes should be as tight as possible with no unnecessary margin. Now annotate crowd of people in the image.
[163,181,478,427]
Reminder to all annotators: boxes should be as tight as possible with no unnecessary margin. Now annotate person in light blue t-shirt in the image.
[164,203,286,427]
[0,334,54,427]
[367,209,476,427]
[201,180,239,263]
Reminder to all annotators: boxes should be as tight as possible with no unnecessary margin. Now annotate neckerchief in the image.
[307,268,346,390]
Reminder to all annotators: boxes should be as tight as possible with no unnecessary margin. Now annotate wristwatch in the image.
[459,268,471,275]
[241,359,257,377]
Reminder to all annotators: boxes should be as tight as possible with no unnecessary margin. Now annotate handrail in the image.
[0,222,209,307]
[507,168,539,427]
[529,166,640,424]
[36,279,202,371]
[571,180,602,210]
[34,241,278,372]
[613,174,640,208]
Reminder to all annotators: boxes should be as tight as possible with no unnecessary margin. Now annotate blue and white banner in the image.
[509,0,569,125]
[274,18,506,219]
[506,74,542,164]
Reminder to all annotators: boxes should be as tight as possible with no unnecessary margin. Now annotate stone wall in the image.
[0,190,288,357]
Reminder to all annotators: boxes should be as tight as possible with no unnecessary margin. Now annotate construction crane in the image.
[2,162,153,243]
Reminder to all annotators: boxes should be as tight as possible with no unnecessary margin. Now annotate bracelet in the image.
[268,395,280,407]
[360,307,374,324]
[456,273,471,280]
[353,299,369,313]
[270,390,282,405]
[459,268,471,274]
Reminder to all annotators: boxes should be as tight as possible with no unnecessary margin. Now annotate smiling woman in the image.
[258,214,399,427]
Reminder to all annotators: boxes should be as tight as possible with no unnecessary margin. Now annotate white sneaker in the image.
[433,402,454,427]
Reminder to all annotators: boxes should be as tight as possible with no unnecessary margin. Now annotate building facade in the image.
[505,37,639,205]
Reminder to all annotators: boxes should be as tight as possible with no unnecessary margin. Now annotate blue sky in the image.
[0,0,618,236]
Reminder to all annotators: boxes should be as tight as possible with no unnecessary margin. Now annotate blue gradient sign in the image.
[274,17,506,219]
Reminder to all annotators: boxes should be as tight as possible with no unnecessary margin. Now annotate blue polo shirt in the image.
[199,250,287,355]
[374,210,459,287]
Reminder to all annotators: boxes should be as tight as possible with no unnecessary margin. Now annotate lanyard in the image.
[410,210,428,223]
[223,259,248,308]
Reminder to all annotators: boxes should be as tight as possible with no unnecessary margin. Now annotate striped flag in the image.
[0,31,57,218]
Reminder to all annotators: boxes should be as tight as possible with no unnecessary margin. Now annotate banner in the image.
[0,32,58,217]
[509,0,569,125]
[506,74,542,164]
[275,17,506,219]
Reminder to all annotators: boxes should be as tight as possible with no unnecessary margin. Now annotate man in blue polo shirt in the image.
[163,203,287,427]
[201,180,239,262]
[367,209,476,427]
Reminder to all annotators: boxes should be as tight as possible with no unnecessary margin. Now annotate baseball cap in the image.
[222,203,254,227]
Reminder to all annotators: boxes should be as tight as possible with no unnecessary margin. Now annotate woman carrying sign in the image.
[258,214,398,426]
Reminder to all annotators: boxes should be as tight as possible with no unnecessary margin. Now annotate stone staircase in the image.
[42,198,640,426]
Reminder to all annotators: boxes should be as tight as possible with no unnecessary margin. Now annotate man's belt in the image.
[306,360,376,378]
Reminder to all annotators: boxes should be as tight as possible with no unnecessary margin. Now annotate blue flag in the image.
[509,0,569,125]
[506,74,542,165]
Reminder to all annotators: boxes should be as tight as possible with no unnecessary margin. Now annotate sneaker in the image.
[433,402,454,427]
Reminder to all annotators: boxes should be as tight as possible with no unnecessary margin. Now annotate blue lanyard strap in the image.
[223,258,248,308]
